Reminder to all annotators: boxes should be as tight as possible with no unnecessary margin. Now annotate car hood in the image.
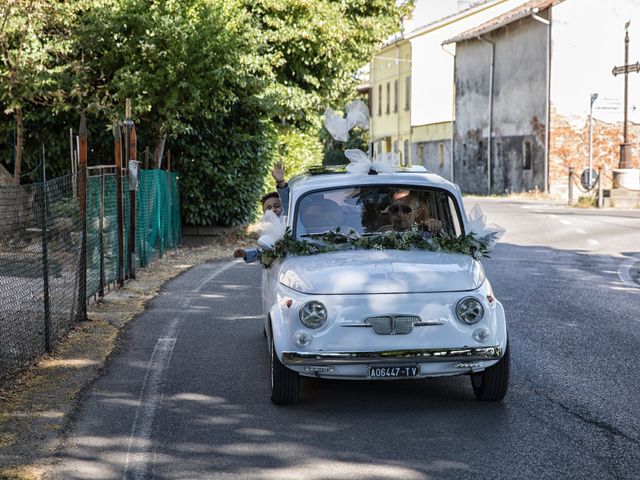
[278,250,485,295]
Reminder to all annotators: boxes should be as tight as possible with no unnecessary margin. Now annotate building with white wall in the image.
[444,0,640,196]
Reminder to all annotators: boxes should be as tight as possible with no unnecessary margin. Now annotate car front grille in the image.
[366,315,421,335]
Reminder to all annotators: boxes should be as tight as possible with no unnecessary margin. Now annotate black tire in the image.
[270,333,300,405]
[471,343,509,401]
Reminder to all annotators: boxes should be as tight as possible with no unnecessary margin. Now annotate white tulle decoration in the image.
[345,100,370,130]
[323,100,369,142]
[257,210,286,249]
[466,204,505,250]
[344,149,398,174]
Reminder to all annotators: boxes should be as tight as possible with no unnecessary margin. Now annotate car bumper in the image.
[282,346,503,366]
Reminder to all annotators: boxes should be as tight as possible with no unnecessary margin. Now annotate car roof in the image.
[289,171,462,198]
[286,170,468,232]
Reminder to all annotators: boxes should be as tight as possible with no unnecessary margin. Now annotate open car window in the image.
[294,186,463,239]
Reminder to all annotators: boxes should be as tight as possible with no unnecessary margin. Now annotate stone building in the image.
[443,0,640,196]
[368,0,530,176]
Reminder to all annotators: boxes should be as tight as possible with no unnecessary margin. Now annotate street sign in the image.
[612,61,640,76]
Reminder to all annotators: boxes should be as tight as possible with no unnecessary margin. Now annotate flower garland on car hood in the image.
[258,225,498,268]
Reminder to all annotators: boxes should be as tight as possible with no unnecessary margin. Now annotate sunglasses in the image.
[389,204,413,214]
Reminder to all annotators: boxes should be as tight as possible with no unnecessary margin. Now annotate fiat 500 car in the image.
[262,170,508,405]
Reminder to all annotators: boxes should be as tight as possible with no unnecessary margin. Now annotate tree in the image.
[244,0,410,174]
[0,0,74,183]
[72,0,270,163]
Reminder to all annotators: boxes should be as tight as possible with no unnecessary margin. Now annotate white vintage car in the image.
[262,168,508,405]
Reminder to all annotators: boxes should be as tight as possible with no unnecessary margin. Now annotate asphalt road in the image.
[49,199,640,480]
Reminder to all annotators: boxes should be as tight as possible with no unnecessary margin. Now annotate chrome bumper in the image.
[282,346,503,365]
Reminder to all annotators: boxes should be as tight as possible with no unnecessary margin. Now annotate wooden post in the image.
[154,146,160,169]
[78,114,88,321]
[114,123,125,287]
[166,149,171,172]
[129,123,137,279]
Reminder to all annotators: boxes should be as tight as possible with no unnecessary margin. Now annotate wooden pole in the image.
[114,123,125,287]
[129,123,137,279]
[78,114,88,321]
[167,149,171,172]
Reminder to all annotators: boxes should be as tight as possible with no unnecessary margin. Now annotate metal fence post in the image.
[40,144,52,352]
[597,167,604,208]
[568,167,574,205]
[99,169,105,297]
[78,115,88,321]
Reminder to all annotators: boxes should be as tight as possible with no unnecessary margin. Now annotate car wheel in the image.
[471,343,509,401]
[270,333,300,405]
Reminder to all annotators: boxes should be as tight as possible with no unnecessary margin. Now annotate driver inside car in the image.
[381,190,442,236]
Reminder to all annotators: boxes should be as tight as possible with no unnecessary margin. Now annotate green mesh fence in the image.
[85,169,181,297]
[0,174,84,384]
[0,168,180,384]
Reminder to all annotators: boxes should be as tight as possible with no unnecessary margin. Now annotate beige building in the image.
[369,39,412,165]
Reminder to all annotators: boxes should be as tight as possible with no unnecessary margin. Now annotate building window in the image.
[438,143,444,168]
[523,140,532,170]
[393,80,398,113]
[404,76,411,110]
[403,139,409,165]
[378,85,382,116]
[386,82,390,114]
[477,140,484,164]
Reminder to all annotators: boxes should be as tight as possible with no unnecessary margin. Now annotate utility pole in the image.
[612,21,640,169]
[589,93,598,187]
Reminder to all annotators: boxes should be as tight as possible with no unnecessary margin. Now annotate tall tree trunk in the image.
[13,108,23,184]
[155,131,166,169]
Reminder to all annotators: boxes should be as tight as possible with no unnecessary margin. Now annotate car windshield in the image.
[294,186,463,240]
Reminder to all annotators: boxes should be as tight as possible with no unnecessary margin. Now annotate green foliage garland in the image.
[258,226,490,268]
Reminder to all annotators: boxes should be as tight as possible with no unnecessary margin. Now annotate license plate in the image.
[367,365,419,378]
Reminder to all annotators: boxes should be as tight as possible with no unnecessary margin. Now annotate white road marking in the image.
[122,318,180,480]
[122,262,236,478]
[574,228,587,234]
[197,261,236,292]
[559,219,572,225]
[618,256,640,289]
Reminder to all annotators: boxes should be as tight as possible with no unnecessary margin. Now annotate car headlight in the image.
[455,297,484,325]
[299,301,328,329]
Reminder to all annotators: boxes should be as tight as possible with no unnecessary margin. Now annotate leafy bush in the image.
[173,101,275,226]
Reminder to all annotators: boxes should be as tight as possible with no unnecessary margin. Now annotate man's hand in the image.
[272,163,285,186]
[426,218,442,234]
[233,248,246,259]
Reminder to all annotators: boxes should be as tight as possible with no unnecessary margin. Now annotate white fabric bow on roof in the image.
[323,100,369,142]
[344,149,399,175]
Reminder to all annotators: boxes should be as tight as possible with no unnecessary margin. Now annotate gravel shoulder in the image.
[0,229,253,480]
